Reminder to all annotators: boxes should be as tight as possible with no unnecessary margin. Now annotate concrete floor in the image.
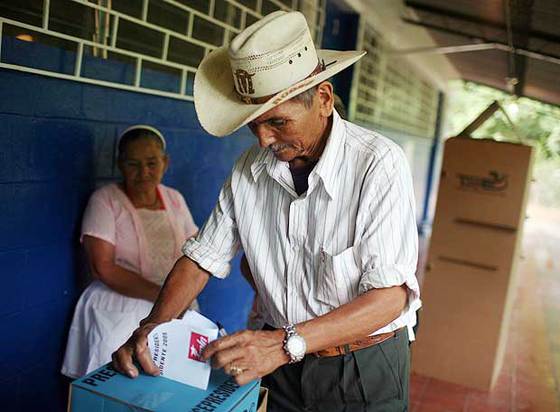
[410,203,560,411]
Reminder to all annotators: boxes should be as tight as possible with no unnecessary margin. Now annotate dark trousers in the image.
[263,328,410,412]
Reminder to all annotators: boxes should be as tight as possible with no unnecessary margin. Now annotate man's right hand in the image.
[111,256,211,378]
[111,322,161,378]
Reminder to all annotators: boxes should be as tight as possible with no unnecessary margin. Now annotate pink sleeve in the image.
[180,195,198,239]
[80,189,116,245]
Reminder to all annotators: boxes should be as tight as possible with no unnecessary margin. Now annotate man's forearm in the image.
[142,256,210,324]
[298,285,408,353]
[201,284,409,386]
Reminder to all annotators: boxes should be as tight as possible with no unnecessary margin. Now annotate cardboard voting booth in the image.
[412,137,534,390]
[69,364,262,412]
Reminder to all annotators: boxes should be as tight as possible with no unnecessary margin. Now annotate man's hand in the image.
[111,322,161,378]
[109,257,210,378]
[202,329,289,386]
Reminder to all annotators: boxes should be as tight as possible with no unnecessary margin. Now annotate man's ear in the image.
[317,81,334,118]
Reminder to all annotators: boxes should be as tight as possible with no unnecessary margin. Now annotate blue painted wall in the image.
[0,68,255,411]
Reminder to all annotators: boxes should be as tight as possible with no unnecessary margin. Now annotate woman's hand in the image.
[202,329,289,386]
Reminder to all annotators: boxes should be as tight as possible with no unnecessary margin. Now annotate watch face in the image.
[287,335,306,357]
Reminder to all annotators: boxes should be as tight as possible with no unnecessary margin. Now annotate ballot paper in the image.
[147,310,219,390]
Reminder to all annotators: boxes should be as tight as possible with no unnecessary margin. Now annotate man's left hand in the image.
[202,329,289,385]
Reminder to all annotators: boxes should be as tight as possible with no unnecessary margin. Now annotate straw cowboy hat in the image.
[193,10,366,137]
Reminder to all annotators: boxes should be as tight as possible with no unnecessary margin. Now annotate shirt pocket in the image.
[315,246,362,308]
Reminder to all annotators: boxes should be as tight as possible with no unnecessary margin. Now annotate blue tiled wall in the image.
[0,68,255,411]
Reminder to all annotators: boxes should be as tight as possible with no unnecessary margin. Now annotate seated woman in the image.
[61,125,198,378]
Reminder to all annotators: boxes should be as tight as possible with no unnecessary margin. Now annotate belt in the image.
[314,328,402,358]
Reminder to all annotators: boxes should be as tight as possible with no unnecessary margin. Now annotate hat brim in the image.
[194,48,366,137]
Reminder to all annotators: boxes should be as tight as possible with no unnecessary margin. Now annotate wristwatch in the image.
[283,324,306,363]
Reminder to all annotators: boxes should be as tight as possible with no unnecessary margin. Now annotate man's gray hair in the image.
[290,85,319,109]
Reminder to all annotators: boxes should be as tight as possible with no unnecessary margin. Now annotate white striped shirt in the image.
[183,111,421,339]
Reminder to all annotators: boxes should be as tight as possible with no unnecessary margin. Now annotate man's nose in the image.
[252,124,276,148]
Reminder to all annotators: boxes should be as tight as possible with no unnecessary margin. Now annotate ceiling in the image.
[402,0,560,106]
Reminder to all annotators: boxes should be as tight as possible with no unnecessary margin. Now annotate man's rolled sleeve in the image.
[357,144,420,310]
[182,177,240,279]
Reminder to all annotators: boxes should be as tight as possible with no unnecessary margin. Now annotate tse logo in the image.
[188,332,209,362]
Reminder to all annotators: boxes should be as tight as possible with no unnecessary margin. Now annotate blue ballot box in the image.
[69,364,261,411]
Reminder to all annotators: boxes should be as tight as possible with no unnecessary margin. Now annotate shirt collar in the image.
[249,109,346,199]
[309,109,345,199]
[250,144,276,182]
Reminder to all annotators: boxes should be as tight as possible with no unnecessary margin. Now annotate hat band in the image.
[236,61,325,105]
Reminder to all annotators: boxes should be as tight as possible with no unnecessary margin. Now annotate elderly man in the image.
[113,10,420,411]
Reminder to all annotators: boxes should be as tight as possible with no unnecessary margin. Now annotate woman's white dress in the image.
[61,184,198,378]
